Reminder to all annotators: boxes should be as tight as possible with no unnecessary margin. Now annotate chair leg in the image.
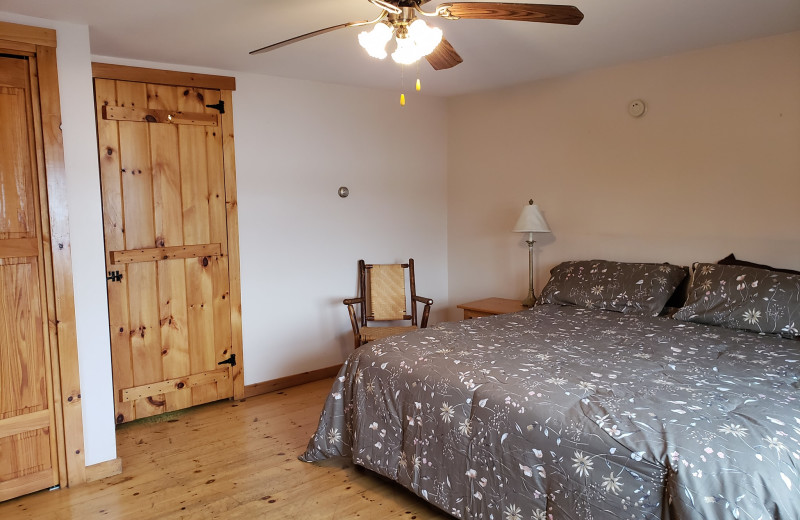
[346,302,362,349]
[421,303,432,328]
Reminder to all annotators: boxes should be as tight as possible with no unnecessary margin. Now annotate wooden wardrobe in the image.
[0,21,85,501]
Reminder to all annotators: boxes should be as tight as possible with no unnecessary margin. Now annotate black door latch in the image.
[106,270,123,282]
[205,100,225,114]
[218,354,236,367]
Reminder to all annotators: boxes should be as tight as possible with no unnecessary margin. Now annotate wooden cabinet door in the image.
[95,78,238,423]
[0,55,59,501]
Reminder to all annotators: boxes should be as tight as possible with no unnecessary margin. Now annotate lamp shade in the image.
[513,200,550,233]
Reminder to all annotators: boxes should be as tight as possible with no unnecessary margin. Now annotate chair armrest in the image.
[412,295,433,328]
[343,298,364,349]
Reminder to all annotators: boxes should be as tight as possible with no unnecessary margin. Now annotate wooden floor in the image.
[0,378,450,519]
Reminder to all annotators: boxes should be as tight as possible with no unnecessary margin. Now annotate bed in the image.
[300,259,800,519]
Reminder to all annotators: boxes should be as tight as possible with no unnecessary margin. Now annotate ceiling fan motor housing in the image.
[388,7,418,27]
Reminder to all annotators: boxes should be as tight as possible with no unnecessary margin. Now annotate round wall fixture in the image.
[338,186,350,198]
[628,99,646,118]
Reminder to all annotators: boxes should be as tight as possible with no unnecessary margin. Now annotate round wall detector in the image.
[628,99,647,118]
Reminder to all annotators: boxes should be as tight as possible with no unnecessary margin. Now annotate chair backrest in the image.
[358,259,418,326]
[368,264,407,320]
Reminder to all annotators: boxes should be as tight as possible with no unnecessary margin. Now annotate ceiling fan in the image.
[250,1,584,71]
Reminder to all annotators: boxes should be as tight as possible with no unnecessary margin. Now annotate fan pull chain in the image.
[416,61,421,92]
[400,65,406,106]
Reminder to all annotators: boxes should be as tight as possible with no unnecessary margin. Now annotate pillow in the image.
[718,253,800,276]
[539,260,688,317]
[673,262,800,338]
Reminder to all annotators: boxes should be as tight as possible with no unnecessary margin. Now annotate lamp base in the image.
[522,292,536,308]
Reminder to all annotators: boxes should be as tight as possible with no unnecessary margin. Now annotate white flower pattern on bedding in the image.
[539,260,688,316]
[300,304,800,520]
[674,262,800,338]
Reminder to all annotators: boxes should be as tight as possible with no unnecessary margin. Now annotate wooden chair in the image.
[344,259,433,348]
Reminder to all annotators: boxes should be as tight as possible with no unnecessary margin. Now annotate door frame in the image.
[0,21,86,487]
[90,62,245,401]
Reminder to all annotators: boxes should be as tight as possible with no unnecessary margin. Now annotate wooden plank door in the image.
[0,55,59,501]
[95,77,239,423]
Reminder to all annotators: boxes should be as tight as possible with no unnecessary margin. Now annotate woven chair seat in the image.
[360,326,417,344]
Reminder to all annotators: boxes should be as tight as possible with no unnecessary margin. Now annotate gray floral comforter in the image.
[300,304,800,519]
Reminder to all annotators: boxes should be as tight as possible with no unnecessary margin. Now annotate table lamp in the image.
[512,199,550,307]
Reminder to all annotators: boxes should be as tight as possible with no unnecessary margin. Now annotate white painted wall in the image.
[446,31,800,320]
[0,12,117,466]
[233,73,449,382]
[90,55,450,383]
[1,11,449,467]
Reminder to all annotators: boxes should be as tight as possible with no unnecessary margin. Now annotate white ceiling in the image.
[3,0,800,96]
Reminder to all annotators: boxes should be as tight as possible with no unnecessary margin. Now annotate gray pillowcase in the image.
[539,260,688,317]
[673,262,800,338]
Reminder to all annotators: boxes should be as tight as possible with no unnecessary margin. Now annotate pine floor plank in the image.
[0,378,450,519]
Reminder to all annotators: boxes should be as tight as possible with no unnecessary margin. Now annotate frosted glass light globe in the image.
[408,19,442,57]
[358,23,393,59]
[391,36,421,65]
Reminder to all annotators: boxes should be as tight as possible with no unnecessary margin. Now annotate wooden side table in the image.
[457,297,526,319]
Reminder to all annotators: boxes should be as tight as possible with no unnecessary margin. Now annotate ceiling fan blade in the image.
[250,22,368,55]
[438,3,584,25]
[426,37,463,70]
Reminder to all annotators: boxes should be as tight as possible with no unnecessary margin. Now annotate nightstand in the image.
[457,297,527,319]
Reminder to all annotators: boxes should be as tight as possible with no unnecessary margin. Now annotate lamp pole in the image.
[523,234,536,307]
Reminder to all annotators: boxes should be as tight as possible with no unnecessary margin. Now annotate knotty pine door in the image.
[0,55,60,500]
[95,76,241,423]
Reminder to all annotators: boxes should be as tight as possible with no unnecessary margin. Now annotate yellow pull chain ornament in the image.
[416,78,421,91]
[400,93,406,106]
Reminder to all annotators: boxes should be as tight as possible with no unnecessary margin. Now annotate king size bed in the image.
[301,259,800,519]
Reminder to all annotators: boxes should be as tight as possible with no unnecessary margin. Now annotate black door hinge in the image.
[218,354,236,367]
[106,270,123,282]
[206,100,225,114]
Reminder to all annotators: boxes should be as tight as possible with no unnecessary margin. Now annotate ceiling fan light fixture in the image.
[389,19,442,65]
[358,22,393,59]
[251,3,585,72]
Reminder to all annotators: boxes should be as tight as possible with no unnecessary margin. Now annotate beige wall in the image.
[1,8,797,466]
[446,31,800,320]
